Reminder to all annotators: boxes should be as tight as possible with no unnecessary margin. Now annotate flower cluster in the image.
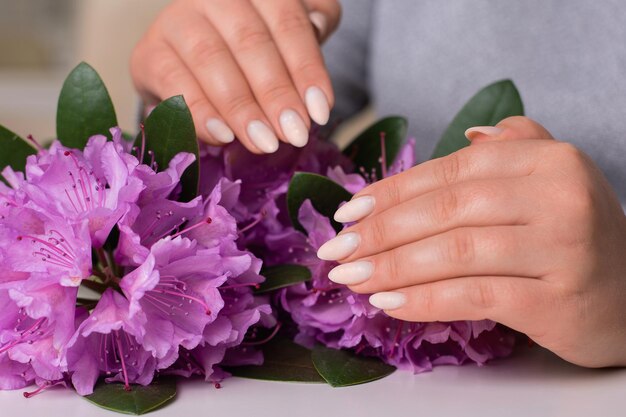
[201,132,515,373]
[0,129,270,395]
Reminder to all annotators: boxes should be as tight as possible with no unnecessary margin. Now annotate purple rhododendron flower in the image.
[0,129,271,396]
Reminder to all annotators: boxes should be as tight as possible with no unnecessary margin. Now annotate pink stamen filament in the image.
[242,322,282,346]
[170,217,212,239]
[26,134,44,151]
[139,123,146,163]
[219,282,260,291]
[380,132,388,178]
[19,234,75,260]
[115,332,132,391]
[238,211,266,235]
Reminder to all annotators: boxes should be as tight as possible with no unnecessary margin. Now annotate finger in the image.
[337,226,552,294]
[162,9,279,154]
[131,42,232,146]
[252,0,335,125]
[303,0,342,42]
[368,276,553,334]
[205,0,311,148]
[322,178,538,262]
[465,116,555,143]
[334,140,551,224]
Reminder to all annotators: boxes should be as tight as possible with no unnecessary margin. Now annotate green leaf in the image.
[0,125,37,176]
[312,345,396,387]
[141,95,199,201]
[343,116,408,179]
[256,264,311,294]
[431,79,524,159]
[228,336,326,383]
[84,378,177,415]
[287,172,353,233]
[57,62,118,149]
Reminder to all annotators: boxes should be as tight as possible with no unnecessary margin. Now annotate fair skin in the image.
[131,0,340,153]
[132,1,626,367]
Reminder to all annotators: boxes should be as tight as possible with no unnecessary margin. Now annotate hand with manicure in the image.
[318,116,626,368]
[131,0,340,153]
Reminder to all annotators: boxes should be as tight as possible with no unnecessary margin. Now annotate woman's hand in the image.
[318,116,626,368]
[131,0,340,153]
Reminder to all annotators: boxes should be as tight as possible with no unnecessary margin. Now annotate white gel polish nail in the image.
[279,109,309,147]
[317,232,360,261]
[305,86,330,126]
[206,119,235,144]
[369,292,407,310]
[247,120,279,153]
[328,261,373,285]
[334,196,375,223]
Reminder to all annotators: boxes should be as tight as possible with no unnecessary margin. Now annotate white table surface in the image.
[1,346,625,417]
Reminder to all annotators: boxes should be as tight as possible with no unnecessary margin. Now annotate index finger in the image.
[334,139,551,224]
[251,0,336,125]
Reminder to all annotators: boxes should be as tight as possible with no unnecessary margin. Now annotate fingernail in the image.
[317,232,360,261]
[369,292,406,310]
[464,126,504,141]
[305,86,330,126]
[334,196,375,223]
[279,109,309,147]
[247,120,279,153]
[206,119,235,144]
[309,11,328,40]
[328,261,373,285]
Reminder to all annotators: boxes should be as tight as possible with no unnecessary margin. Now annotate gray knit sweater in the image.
[324,0,626,203]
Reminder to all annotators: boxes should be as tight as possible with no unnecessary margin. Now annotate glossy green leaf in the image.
[287,172,352,233]
[343,116,408,179]
[141,95,199,201]
[0,125,37,176]
[57,62,118,149]
[228,336,326,383]
[312,345,396,387]
[256,264,311,294]
[431,79,524,159]
[84,378,177,415]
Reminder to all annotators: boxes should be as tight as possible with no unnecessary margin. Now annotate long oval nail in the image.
[206,119,235,144]
[464,126,503,141]
[328,261,373,285]
[334,196,375,223]
[317,232,360,261]
[305,86,330,126]
[247,120,279,153]
[279,109,309,147]
[309,11,328,41]
[369,292,406,310]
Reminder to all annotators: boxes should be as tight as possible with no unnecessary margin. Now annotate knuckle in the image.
[259,82,294,104]
[295,59,324,78]
[223,93,256,118]
[468,279,496,310]
[368,217,389,249]
[436,152,464,186]
[382,179,402,207]
[187,37,228,66]
[432,187,459,225]
[445,230,476,265]
[231,25,272,51]
[273,9,310,35]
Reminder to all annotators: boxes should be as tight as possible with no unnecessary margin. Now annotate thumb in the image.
[464,116,554,143]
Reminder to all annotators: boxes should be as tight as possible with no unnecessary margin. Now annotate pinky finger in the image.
[135,45,234,146]
[369,276,553,335]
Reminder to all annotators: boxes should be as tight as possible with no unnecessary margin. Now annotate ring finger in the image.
[331,225,552,294]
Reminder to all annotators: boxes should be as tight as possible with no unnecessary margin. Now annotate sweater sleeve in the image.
[322,0,374,124]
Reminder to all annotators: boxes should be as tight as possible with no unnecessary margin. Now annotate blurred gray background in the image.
[0,0,168,140]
